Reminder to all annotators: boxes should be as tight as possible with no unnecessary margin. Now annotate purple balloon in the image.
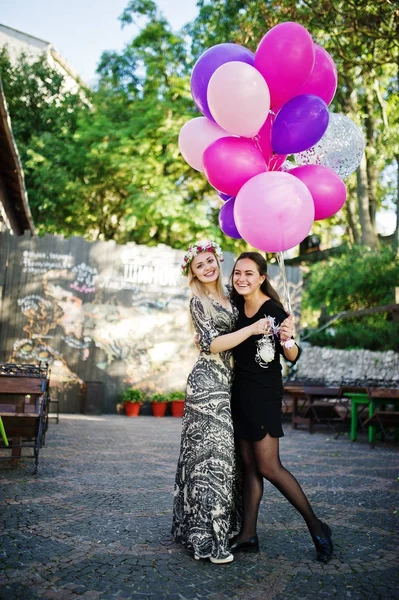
[271,94,329,155]
[219,197,242,239]
[191,43,255,121]
[218,191,234,202]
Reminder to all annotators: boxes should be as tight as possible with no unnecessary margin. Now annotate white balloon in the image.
[294,113,365,179]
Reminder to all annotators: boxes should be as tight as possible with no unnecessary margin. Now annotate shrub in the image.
[301,245,398,351]
[149,393,170,403]
[121,388,145,403]
[167,391,185,401]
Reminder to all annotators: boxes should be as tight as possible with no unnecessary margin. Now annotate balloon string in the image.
[276,251,292,315]
[253,134,262,154]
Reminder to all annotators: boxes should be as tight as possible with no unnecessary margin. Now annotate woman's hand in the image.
[280,315,295,342]
[251,317,271,336]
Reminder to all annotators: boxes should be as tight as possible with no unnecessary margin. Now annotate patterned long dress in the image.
[171,295,241,560]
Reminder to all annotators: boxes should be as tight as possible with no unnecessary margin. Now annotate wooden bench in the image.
[0,363,49,473]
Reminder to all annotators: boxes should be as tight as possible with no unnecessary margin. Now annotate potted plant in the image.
[169,391,185,418]
[121,388,145,417]
[149,392,169,417]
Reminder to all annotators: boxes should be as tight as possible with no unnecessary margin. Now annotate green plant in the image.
[121,388,145,403]
[168,391,185,401]
[149,393,170,403]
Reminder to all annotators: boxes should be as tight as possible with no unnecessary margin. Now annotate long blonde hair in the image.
[188,253,226,322]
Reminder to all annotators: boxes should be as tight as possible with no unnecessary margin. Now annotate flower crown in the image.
[181,240,224,276]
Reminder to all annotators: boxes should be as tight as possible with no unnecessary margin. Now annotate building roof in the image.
[0,79,35,235]
[0,23,87,91]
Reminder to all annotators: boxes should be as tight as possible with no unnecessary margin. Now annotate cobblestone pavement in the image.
[0,415,398,600]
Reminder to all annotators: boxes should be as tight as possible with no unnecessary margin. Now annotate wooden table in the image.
[284,384,345,433]
[0,363,49,472]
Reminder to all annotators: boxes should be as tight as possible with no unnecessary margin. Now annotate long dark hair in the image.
[229,252,285,312]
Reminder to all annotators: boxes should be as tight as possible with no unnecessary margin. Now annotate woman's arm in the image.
[209,318,270,354]
[279,314,299,362]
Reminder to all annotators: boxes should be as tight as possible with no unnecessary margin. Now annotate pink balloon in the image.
[202,137,267,197]
[234,171,314,252]
[178,117,230,172]
[255,22,315,110]
[207,62,270,137]
[290,164,347,220]
[299,45,338,105]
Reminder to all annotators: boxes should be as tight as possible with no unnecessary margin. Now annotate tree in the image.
[0,48,92,235]
[0,6,246,252]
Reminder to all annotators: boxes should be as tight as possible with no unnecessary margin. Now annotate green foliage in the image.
[302,245,399,350]
[167,391,185,401]
[149,392,170,403]
[0,49,91,236]
[0,10,247,252]
[307,316,399,352]
[121,388,146,403]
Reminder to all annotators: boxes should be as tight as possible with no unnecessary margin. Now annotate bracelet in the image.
[281,339,295,349]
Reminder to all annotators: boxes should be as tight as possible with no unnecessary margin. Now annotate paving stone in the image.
[0,416,398,599]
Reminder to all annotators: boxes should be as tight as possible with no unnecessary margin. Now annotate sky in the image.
[1,0,199,84]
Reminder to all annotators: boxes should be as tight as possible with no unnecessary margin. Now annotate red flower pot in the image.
[152,402,167,417]
[171,399,185,418]
[125,402,141,417]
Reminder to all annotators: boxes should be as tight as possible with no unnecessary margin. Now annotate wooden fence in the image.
[0,231,302,412]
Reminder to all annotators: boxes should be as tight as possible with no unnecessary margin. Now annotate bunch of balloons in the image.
[178,21,365,253]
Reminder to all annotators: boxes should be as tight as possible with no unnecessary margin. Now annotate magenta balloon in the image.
[190,43,255,121]
[290,164,347,220]
[255,114,287,170]
[219,197,242,239]
[256,113,274,161]
[271,94,329,155]
[234,171,314,252]
[202,137,267,197]
[255,22,315,110]
[269,154,287,171]
[300,45,338,105]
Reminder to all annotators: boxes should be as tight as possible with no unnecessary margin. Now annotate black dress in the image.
[231,299,299,441]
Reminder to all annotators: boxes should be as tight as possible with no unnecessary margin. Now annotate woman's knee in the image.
[258,460,282,482]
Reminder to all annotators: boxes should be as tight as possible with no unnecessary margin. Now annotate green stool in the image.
[0,416,9,446]
[344,393,370,442]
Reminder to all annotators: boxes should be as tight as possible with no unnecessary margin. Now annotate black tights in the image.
[237,435,324,541]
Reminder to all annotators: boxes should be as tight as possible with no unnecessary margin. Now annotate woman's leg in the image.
[236,438,264,540]
[252,434,324,538]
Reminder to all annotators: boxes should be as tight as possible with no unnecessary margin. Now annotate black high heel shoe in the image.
[313,522,333,563]
[229,534,259,553]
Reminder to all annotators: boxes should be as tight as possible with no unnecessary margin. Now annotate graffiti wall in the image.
[0,232,302,412]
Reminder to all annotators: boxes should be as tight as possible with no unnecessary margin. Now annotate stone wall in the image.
[290,345,399,387]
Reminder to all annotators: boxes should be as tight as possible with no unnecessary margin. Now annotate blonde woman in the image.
[171,241,269,564]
